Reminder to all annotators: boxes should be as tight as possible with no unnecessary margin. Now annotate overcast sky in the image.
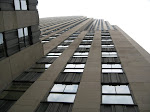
[38,0,150,54]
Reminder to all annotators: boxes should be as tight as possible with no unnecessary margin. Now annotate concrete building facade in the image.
[0,0,43,111]
[0,15,150,112]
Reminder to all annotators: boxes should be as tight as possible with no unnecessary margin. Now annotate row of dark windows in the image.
[40,17,81,29]
[41,18,87,42]
[0,25,40,60]
[41,18,85,35]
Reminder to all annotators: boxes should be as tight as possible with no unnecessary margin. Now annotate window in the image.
[102,64,122,68]
[72,34,79,36]
[7,82,32,91]
[82,40,93,42]
[14,0,27,10]
[47,53,62,56]
[102,52,117,57]
[64,40,74,42]
[41,40,49,43]
[84,36,94,38]
[101,36,111,38]
[73,55,88,57]
[102,69,123,73]
[45,64,51,68]
[66,64,85,68]
[69,37,77,39]
[47,94,75,103]
[73,52,89,57]
[0,91,24,100]
[49,37,56,39]
[47,84,78,103]
[18,27,29,49]
[51,84,78,93]
[64,69,84,72]
[55,34,61,36]
[79,45,91,48]
[101,39,112,41]
[0,33,5,59]
[74,52,89,56]
[102,45,114,48]
[46,55,59,58]
[102,85,130,94]
[21,0,27,10]
[102,95,133,104]
[32,64,51,69]
[102,85,133,104]
[57,45,68,49]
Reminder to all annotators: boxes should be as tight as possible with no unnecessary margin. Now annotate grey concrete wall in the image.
[72,31,101,112]
[115,25,150,63]
[0,42,44,91]
[8,31,87,112]
[110,30,150,112]
[0,11,39,32]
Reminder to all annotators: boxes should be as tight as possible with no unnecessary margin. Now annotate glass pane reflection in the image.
[24,27,28,36]
[102,86,115,93]
[47,93,76,103]
[51,84,65,92]
[64,85,78,93]
[116,85,130,93]
[18,28,24,38]
[21,0,27,10]
[74,52,89,55]
[102,95,134,104]
[45,64,51,68]
[14,0,21,10]
[0,33,3,44]
[102,69,123,73]
[102,45,114,48]
[48,53,62,56]
[66,64,85,68]
[51,84,78,93]
[64,69,84,72]
[102,52,117,57]
[102,85,130,94]
[102,64,122,68]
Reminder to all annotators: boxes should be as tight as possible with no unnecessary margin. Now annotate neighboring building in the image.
[0,15,150,112]
[0,0,43,111]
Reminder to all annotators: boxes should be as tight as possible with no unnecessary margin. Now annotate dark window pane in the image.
[0,33,5,58]
[0,91,24,100]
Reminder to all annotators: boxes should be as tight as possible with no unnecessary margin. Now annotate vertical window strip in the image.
[101,31,136,106]
[35,32,94,112]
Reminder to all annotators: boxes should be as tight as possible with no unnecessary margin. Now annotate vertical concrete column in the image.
[72,31,101,112]
[110,30,150,112]
[8,31,88,112]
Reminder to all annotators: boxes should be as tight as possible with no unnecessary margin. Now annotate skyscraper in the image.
[0,16,150,112]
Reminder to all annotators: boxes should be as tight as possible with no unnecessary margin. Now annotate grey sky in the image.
[38,0,150,53]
